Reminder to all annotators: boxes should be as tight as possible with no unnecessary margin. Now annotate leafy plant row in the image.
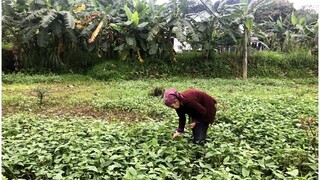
[2,94,317,179]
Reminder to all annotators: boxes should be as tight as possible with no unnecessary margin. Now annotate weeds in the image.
[86,51,317,80]
[150,87,165,97]
[299,116,318,155]
[31,87,48,105]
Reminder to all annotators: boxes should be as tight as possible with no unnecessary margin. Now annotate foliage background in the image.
[2,0,318,78]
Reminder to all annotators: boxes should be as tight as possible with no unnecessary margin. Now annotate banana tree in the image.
[220,0,271,79]
[76,0,128,58]
[23,8,76,46]
[125,0,197,62]
[85,0,195,62]
[80,0,153,62]
[124,0,199,62]
[198,0,240,58]
[261,15,292,52]
[110,1,150,62]
[2,0,27,70]
[290,12,318,55]
[9,0,77,69]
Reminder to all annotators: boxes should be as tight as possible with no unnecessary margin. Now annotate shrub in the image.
[86,61,123,80]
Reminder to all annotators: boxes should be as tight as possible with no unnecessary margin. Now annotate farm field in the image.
[2,74,318,179]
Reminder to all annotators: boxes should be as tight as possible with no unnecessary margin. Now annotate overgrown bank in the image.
[87,51,318,80]
[3,51,317,80]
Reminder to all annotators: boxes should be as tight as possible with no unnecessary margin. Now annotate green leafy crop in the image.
[2,76,318,179]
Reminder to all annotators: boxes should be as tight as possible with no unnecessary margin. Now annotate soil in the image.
[2,104,155,122]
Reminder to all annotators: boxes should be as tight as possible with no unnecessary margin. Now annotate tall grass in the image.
[249,50,317,77]
[3,49,317,79]
[86,50,317,80]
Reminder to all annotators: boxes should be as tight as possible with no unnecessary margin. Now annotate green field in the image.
[2,75,318,179]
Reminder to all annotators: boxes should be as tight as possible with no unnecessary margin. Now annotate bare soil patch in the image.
[2,104,154,122]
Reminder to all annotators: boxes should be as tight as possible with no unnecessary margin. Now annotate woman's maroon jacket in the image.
[175,89,217,133]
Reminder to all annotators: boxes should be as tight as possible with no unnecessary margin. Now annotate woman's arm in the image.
[176,109,186,133]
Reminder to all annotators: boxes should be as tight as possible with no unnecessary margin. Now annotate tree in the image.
[2,0,317,73]
[2,0,30,70]
[253,0,294,24]
[194,0,239,58]
[2,0,79,70]
[80,0,198,62]
[218,0,270,79]
[290,11,318,55]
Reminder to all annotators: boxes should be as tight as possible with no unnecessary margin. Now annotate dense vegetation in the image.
[86,51,317,80]
[2,0,318,79]
[2,75,318,179]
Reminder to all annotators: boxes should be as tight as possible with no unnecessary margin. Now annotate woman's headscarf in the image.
[163,88,181,106]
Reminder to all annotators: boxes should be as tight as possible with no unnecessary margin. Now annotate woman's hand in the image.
[189,122,197,129]
[173,131,181,139]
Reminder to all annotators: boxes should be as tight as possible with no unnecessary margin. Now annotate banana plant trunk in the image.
[242,28,248,80]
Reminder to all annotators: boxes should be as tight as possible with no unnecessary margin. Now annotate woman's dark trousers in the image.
[192,121,209,144]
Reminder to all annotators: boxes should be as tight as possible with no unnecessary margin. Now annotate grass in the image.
[2,75,317,109]
[2,74,318,179]
[2,75,317,119]
[83,51,318,80]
